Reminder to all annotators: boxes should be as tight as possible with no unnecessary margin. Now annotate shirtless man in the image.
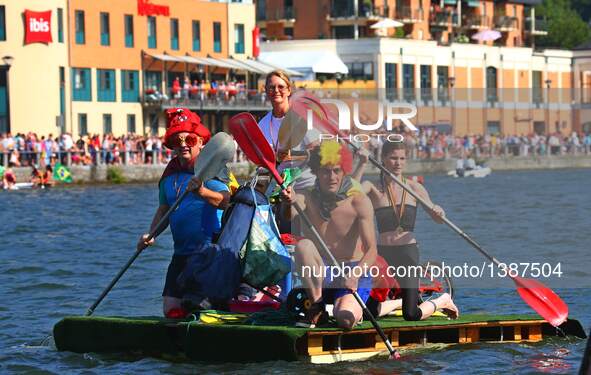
[283,141,377,329]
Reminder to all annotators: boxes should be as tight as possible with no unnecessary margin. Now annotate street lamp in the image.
[449,76,456,136]
[2,55,14,67]
[545,79,552,135]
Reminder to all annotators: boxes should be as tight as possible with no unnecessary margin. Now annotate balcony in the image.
[395,7,424,23]
[465,14,490,29]
[430,10,458,27]
[264,7,296,21]
[330,0,356,18]
[525,17,548,36]
[494,16,518,31]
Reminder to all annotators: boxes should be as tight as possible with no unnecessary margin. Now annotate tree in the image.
[570,0,591,23]
[536,0,591,49]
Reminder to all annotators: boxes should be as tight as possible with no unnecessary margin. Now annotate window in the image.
[100,12,110,46]
[124,15,134,48]
[192,21,201,51]
[385,63,398,101]
[147,16,157,49]
[75,10,85,44]
[145,71,162,92]
[345,62,373,80]
[97,69,116,102]
[403,64,415,101]
[121,70,139,102]
[234,24,245,54]
[486,66,498,102]
[420,65,432,102]
[256,0,266,20]
[170,18,179,50]
[72,68,91,101]
[149,113,158,135]
[103,114,112,134]
[284,27,294,39]
[0,6,5,41]
[332,26,355,39]
[78,114,88,135]
[437,66,449,102]
[213,22,222,53]
[57,8,64,43]
[486,121,500,135]
[127,114,136,134]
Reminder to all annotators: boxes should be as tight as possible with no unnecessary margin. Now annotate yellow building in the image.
[0,0,256,137]
[0,0,70,136]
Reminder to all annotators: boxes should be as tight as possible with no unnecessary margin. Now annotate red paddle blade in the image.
[228,112,284,185]
[290,91,341,137]
[514,276,568,327]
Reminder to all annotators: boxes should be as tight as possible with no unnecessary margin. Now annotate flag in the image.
[53,163,73,183]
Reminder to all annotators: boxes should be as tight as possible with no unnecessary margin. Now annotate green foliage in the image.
[106,167,127,184]
[536,0,591,49]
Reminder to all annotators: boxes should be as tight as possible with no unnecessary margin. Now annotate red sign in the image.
[138,0,170,17]
[252,26,260,58]
[24,10,52,45]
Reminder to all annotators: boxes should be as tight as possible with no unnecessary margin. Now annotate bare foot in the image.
[440,295,459,320]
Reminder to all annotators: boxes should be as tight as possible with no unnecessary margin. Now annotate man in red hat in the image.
[136,108,229,318]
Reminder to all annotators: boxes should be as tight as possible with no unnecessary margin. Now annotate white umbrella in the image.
[370,18,404,29]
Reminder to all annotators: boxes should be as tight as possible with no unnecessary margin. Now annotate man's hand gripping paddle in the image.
[229,112,400,360]
[85,132,236,317]
[289,92,568,328]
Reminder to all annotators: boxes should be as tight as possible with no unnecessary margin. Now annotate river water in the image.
[0,169,589,374]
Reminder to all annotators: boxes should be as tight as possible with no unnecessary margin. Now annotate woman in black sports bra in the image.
[353,140,459,321]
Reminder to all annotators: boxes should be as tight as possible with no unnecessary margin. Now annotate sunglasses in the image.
[170,133,199,148]
[266,84,289,93]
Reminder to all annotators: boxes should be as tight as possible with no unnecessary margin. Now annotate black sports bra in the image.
[375,204,417,233]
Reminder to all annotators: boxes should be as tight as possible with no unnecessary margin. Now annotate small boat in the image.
[2,182,34,190]
[53,313,586,364]
[447,166,492,178]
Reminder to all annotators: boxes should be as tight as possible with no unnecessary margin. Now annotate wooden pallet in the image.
[298,319,559,364]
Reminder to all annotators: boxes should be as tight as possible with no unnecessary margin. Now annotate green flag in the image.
[53,163,73,183]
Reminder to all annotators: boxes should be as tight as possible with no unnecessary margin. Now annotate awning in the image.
[259,51,349,76]
[143,53,304,76]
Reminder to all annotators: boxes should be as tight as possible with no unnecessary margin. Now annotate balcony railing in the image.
[395,7,424,23]
[430,10,458,26]
[495,16,518,31]
[525,16,548,35]
[465,14,490,29]
[265,6,297,21]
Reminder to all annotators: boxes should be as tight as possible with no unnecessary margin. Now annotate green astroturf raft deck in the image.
[53,314,586,362]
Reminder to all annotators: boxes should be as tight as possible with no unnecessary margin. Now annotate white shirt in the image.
[258,111,283,151]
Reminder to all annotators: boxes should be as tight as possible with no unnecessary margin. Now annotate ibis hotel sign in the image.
[24,10,52,45]
[138,0,170,16]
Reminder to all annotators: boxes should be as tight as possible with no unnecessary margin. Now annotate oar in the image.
[289,92,569,327]
[85,132,236,317]
[229,112,400,360]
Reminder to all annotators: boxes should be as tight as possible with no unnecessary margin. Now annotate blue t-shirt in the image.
[159,172,229,255]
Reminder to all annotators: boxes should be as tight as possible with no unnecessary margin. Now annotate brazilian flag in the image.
[53,163,73,183]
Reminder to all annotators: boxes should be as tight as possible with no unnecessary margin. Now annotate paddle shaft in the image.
[85,189,190,316]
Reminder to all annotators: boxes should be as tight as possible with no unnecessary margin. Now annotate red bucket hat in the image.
[163,108,211,148]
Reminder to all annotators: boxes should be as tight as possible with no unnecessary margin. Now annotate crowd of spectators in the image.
[1,128,590,168]
[146,76,265,105]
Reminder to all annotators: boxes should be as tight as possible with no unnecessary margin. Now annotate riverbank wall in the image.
[9,156,591,184]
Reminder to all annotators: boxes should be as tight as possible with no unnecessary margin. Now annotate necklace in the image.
[385,176,407,235]
[173,173,191,201]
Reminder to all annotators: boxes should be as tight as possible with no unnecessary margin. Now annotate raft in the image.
[53,313,586,364]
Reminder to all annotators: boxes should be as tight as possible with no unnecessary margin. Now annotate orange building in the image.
[67,0,255,136]
[256,0,546,48]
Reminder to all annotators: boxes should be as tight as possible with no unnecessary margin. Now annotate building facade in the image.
[257,0,547,48]
[0,0,256,137]
[261,38,591,135]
